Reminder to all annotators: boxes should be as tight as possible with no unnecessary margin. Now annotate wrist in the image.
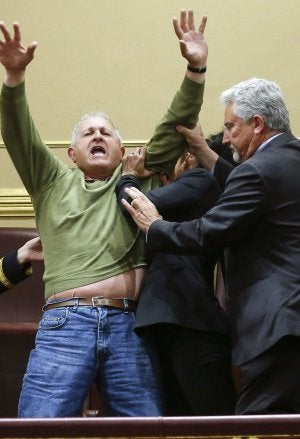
[4,70,26,87]
[187,64,207,74]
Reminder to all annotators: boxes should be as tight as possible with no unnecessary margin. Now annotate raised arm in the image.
[0,21,37,87]
[0,22,63,196]
[145,10,209,176]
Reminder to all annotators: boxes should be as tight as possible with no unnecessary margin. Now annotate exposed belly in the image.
[47,267,146,302]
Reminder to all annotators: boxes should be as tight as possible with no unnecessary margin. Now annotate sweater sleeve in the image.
[145,77,204,177]
[0,82,66,197]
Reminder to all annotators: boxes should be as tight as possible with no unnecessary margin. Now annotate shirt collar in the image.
[256,132,284,153]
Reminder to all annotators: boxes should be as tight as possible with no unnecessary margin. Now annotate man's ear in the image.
[68,147,76,163]
[253,115,265,134]
[120,146,126,157]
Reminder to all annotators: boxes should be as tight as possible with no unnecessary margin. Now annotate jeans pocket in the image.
[39,307,69,330]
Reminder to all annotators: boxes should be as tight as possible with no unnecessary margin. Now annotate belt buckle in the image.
[123,298,129,313]
[92,296,104,307]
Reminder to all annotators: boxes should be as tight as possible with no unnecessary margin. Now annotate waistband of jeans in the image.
[43,297,138,312]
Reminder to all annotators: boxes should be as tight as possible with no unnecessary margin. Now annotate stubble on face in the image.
[224,105,256,163]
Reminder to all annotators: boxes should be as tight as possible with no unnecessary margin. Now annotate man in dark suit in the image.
[116,146,235,416]
[0,236,43,293]
[121,77,300,415]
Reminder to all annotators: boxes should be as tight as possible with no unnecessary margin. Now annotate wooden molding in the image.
[0,188,33,217]
[0,140,147,148]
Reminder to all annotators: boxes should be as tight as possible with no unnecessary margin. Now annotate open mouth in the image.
[91,145,106,156]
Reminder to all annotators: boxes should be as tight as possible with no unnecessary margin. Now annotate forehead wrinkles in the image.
[79,117,114,133]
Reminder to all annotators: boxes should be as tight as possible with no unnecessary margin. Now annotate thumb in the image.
[27,41,38,59]
[179,40,187,55]
[176,125,191,136]
[140,146,147,159]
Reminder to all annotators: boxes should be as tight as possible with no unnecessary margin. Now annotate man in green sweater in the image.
[0,10,208,417]
[0,236,43,293]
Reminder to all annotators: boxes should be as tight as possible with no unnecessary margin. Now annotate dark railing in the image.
[0,415,300,438]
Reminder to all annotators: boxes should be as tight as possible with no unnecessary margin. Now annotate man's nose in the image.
[222,130,230,144]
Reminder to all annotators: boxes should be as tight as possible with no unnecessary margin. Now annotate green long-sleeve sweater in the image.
[1,77,204,299]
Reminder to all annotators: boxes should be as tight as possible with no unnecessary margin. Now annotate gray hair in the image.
[220,78,290,132]
[70,111,123,147]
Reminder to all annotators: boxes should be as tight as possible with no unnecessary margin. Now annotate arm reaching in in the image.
[144,10,209,174]
[17,236,43,265]
[0,236,43,293]
[176,124,219,170]
[0,21,37,86]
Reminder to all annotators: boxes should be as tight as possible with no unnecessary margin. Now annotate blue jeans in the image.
[18,304,164,417]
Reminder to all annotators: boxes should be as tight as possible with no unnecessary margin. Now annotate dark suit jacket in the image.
[147,132,300,365]
[0,251,31,294]
[116,168,230,336]
[213,157,235,192]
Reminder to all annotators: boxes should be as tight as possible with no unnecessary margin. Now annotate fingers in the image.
[140,146,147,158]
[128,146,144,156]
[124,186,145,201]
[121,197,144,223]
[187,10,195,31]
[0,21,12,42]
[198,15,207,34]
[174,10,206,37]
[121,198,137,216]
[173,17,182,40]
[180,10,188,32]
[173,10,193,39]
[176,124,191,136]
[124,186,148,209]
[13,22,21,42]
[24,236,42,249]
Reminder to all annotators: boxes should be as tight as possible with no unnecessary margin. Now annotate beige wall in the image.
[1,0,300,226]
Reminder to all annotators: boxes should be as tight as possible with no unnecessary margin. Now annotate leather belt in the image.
[43,297,137,312]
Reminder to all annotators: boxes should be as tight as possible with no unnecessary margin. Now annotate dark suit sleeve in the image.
[147,162,266,253]
[213,157,235,192]
[145,169,220,215]
[0,251,32,294]
[115,174,142,216]
[116,169,221,217]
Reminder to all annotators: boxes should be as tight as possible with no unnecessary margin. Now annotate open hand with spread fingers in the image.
[121,187,162,232]
[0,21,37,86]
[173,9,208,69]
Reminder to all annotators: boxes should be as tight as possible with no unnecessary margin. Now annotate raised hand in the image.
[0,21,37,85]
[173,10,208,68]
